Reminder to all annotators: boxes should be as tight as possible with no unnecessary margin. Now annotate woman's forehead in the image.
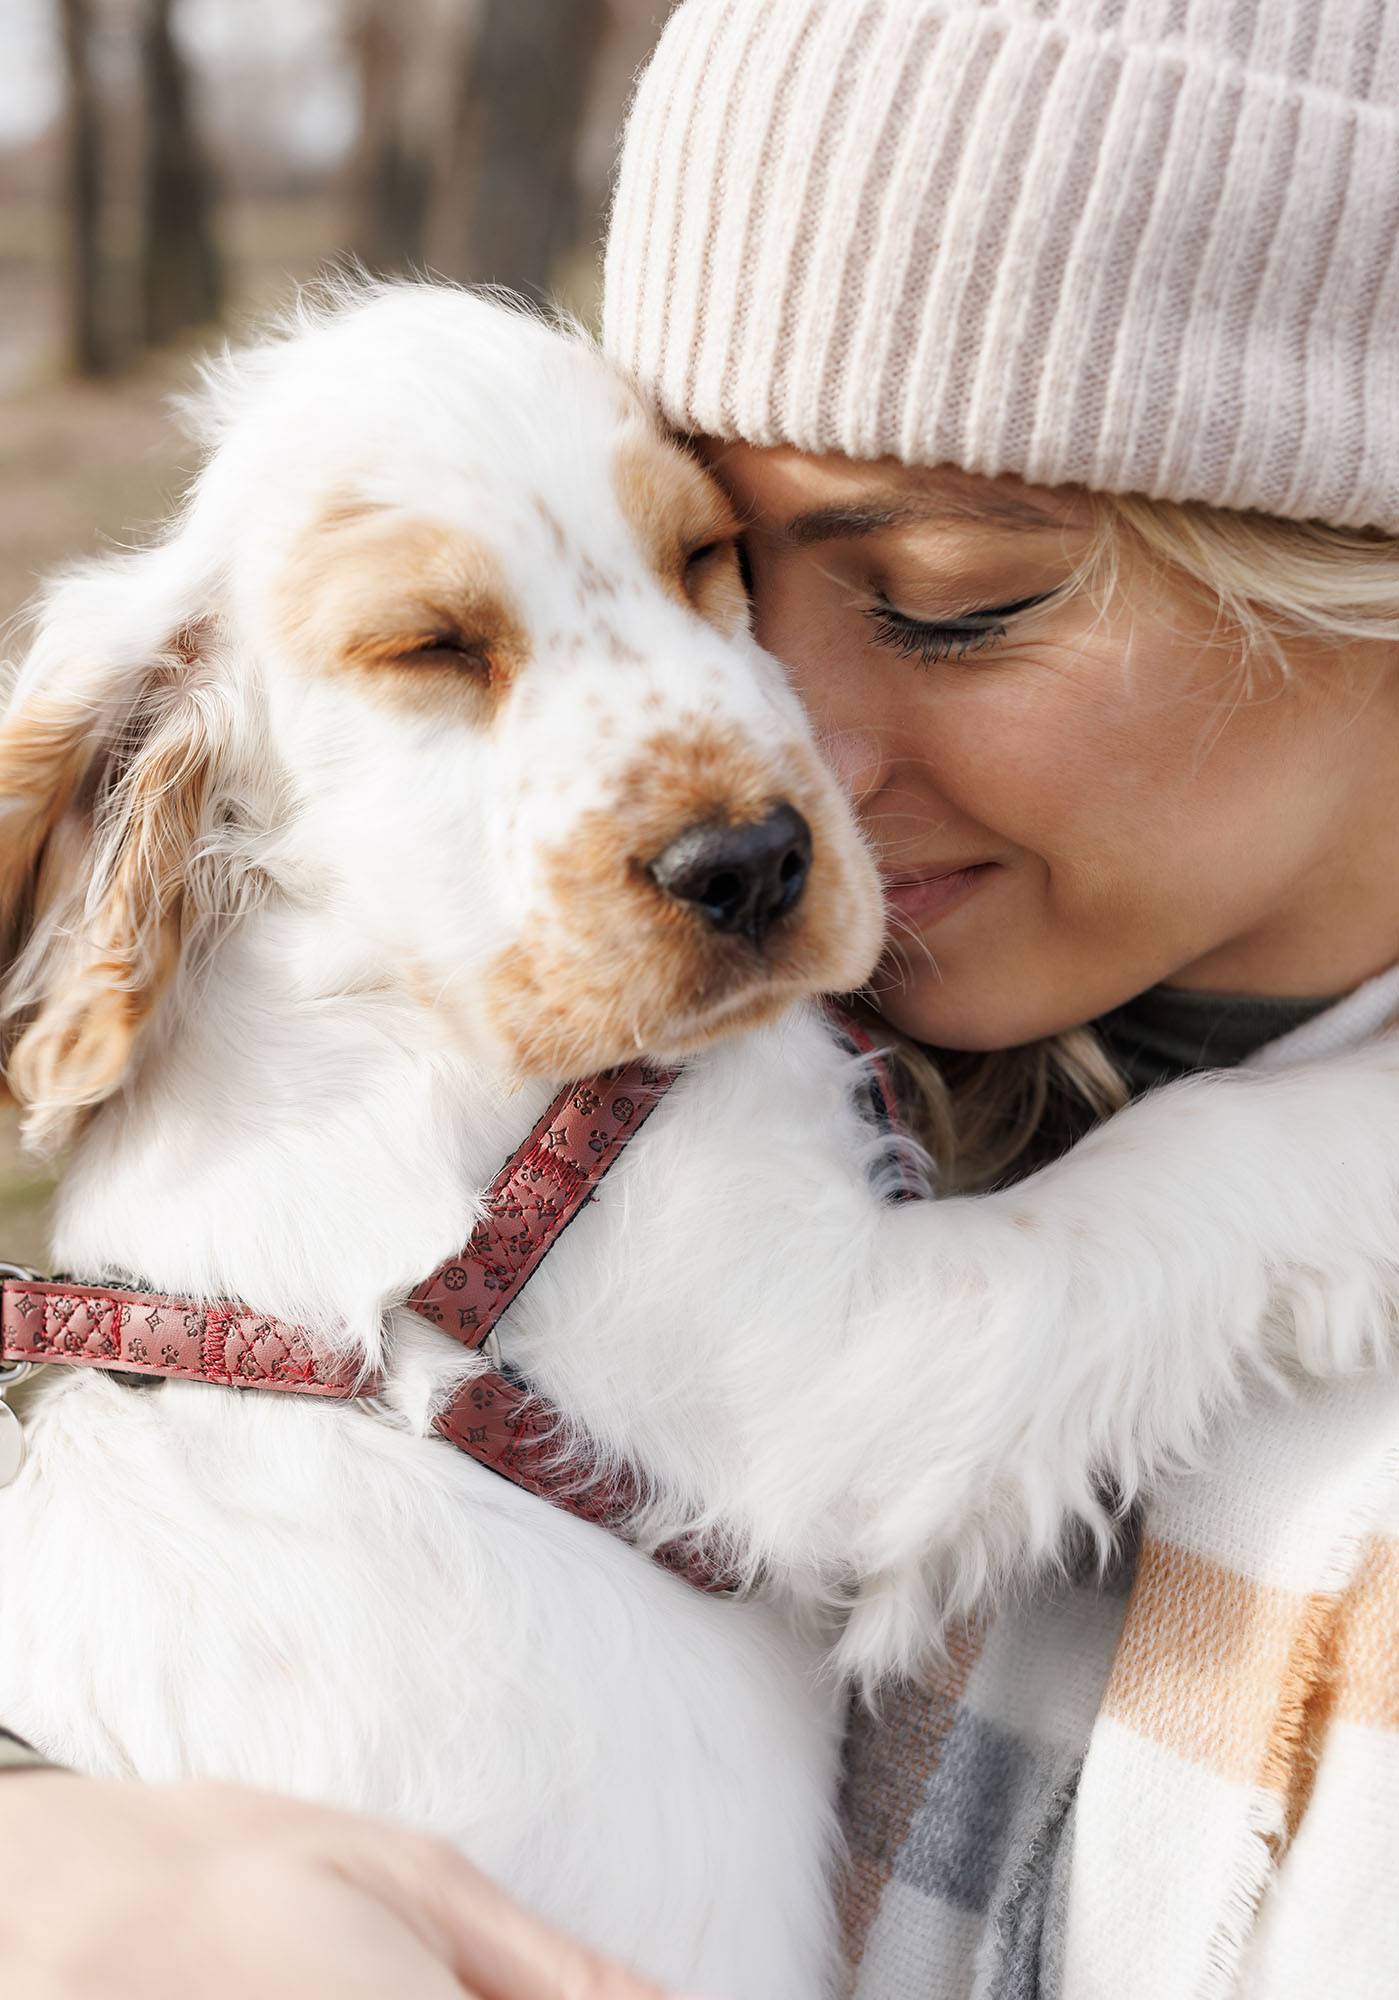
[697,439,1093,540]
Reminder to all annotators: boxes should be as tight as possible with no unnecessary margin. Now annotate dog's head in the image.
[0,284,884,1144]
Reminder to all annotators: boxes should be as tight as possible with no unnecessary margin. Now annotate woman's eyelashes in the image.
[864,589,1059,666]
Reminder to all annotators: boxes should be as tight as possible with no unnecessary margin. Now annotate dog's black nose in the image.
[647,803,812,949]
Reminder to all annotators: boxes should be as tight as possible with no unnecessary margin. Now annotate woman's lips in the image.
[881,861,998,928]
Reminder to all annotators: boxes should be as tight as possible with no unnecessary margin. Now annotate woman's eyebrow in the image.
[781,491,1068,546]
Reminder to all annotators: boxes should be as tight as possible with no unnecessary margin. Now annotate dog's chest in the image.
[0,1366,843,1994]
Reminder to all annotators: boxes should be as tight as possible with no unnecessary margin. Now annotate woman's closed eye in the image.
[864,589,1059,666]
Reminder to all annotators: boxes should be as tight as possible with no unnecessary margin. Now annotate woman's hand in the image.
[0,1772,677,2000]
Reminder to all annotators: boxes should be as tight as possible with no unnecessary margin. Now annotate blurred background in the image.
[0,0,673,1265]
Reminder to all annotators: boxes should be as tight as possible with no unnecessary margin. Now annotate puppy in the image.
[0,285,1395,1998]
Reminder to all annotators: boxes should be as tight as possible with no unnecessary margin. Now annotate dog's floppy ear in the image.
[0,551,227,1149]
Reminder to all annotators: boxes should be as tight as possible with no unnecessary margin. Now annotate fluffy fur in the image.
[0,285,1396,1997]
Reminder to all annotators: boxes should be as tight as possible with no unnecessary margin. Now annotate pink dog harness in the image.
[0,1016,906,1592]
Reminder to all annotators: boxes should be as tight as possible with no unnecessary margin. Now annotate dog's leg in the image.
[691,1045,1399,1673]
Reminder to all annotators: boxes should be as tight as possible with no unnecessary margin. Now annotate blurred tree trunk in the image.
[450,0,609,296]
[138,0,222,347]
[57,0,107,376]
[349,0,432,275]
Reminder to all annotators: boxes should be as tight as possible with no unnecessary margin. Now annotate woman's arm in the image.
[0,1771,677,2000]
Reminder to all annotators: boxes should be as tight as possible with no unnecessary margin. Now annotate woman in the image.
[5,1,1397,1994]
[602,7,1399,1995]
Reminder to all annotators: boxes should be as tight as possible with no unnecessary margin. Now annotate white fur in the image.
[1,286,1397,1997]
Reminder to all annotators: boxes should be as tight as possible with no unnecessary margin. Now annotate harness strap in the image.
[0,1281,363,1395]
[0,1009,910,1596]
[0,1056,732,1589]
[409,1059,675,1345]
[410,1055,726,1592]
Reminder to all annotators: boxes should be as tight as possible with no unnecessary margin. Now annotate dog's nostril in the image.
[647,803,813,949]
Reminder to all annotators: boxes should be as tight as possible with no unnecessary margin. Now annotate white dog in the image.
[0,286,1396,1998]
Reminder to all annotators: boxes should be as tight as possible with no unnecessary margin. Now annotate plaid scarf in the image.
[838,965,1399,2000]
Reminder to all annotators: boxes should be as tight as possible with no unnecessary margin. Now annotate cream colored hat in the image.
[603,0,1399,530]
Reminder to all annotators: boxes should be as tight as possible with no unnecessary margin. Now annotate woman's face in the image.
[711,445,1399,1049]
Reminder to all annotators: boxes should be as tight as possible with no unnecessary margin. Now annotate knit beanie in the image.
[602,0,1399,532]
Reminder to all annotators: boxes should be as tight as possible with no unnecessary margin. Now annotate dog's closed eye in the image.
[612,432,749,639]
[682,539,733,588]
[373,628,496,678]
[680,534,748,635]
[276,508,528,713]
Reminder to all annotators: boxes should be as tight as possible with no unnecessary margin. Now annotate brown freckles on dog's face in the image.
[270,426,881,1081]
[484,429,885,1077]
[0,301,881,1127]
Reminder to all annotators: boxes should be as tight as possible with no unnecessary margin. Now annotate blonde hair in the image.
[879,498,1399,1191]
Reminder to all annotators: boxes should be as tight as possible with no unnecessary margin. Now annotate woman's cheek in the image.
[897,671,1097,858]
[822,727,890,805]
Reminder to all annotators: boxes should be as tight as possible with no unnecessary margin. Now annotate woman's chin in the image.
[868,958,1088,1052]
[873,994,1030,1052]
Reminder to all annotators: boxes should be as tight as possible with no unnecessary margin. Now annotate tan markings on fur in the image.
[0,695,99,1106]
[485,723,877,1078]
[612,429,749,637]
[4,680,215,1146]
[533,499,568,559]
[275,504,529,719]
[0,698,88,921]
[170,617,214,667]
[591,617,645,667]
[577,554,621,603]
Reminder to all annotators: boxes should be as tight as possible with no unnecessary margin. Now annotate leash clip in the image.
[0,1263,41,1488]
